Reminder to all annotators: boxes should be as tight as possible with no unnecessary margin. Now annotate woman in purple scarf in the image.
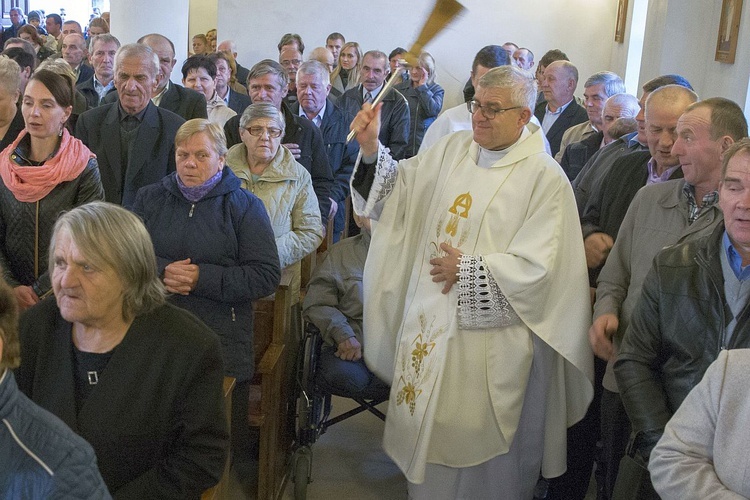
[132,118,280,461]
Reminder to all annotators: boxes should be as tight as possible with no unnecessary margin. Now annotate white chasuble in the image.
[354,125,594,485]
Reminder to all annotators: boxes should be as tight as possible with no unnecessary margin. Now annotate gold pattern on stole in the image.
[430,192,472,259]
[396,307,445,415]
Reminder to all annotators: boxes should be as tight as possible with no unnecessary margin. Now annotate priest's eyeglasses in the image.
[467,99,523,120]
[246,126,283,138]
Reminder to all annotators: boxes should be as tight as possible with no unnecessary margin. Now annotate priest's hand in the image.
[584,232,614,268]
[335,337,362,361]
[429,243,463,294]
[351,102,382,157]
[589,313,619,361]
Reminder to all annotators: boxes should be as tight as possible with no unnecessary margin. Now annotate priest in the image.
[349,65,594,498]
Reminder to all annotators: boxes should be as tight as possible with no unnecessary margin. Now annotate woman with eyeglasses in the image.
[132,118,280,462]
[227,103,322,298]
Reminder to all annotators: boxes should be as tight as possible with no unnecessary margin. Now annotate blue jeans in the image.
[315,345,389,399]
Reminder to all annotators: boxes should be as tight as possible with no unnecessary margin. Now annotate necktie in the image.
[364,92,373,104]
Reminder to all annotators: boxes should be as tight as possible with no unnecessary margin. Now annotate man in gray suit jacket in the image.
[76,43,185,208]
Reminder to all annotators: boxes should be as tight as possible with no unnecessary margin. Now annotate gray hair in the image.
[176,118,228,157]
[239,102,286,134]
[114,43,159,79]
[296,60,330,87]
[605,93,640,117]
[478,65,538,111]
[584,71,626,97]
[246,59,287,90]
[218,39,237,53]
[49,202,167,321]
[0,56,21,96]
[89,33,121,53]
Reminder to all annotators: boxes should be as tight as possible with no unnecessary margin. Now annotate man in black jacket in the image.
[223,60,333,225]
[615,139,750,459]
[338,50,409,160]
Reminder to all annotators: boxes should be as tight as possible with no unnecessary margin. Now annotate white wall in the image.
[110,0,190,82]
[639,0,750,110]
[188,0,217,51]
[217,0,619,109]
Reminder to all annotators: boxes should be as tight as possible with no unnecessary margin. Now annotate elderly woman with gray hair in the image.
[15,201,229,498]
[227,103,322,298]
[133,118,280,462]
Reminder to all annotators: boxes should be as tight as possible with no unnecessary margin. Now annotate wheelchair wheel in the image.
[293,446,311,500]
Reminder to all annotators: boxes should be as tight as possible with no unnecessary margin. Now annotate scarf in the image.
[0,129,95,203]
[177,168,223,202]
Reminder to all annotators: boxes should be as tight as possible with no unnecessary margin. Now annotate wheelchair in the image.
[289,322,390,499]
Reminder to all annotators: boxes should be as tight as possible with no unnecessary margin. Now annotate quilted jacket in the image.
[0,155,104,296]
[1,369,111,499]
[226,142,322,296]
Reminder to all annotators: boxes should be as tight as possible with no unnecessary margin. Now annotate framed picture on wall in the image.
[716,0,743,63]
[614,0,628,43]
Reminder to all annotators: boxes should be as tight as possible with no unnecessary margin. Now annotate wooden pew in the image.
[250,271,296,500]
[201,376,236,500]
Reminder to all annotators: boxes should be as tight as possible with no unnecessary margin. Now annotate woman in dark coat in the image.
[16,202,228,498]
[396,51,444,157]
[0,69,103,311]
[132,118,281,460]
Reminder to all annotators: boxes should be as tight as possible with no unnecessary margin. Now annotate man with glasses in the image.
[279,45,302,106]
[348,65,593,499]
[420,45,549,154]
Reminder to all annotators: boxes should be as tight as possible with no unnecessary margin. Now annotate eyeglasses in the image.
[246,126,283,138]
[467,99,523,120]
[280,59,301,68]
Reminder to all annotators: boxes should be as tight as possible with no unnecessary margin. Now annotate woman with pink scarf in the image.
[0,70,103,311]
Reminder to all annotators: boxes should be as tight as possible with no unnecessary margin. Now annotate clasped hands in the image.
[164,258,199,295]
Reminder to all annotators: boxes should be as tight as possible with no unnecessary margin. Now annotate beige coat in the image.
[227,143,322,295]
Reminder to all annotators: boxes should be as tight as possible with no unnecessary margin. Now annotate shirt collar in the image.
[646,157,681,185]
[299,102,326,127]
[363,84,384,100]
[625,131,644,148]
[545,98,573,116]
[723,231,750,280]
[152,80,170,106]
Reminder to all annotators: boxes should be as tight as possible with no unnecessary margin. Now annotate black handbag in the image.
[612,433,660,500]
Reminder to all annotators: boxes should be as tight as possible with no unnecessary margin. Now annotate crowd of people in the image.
[0,6,749,500]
